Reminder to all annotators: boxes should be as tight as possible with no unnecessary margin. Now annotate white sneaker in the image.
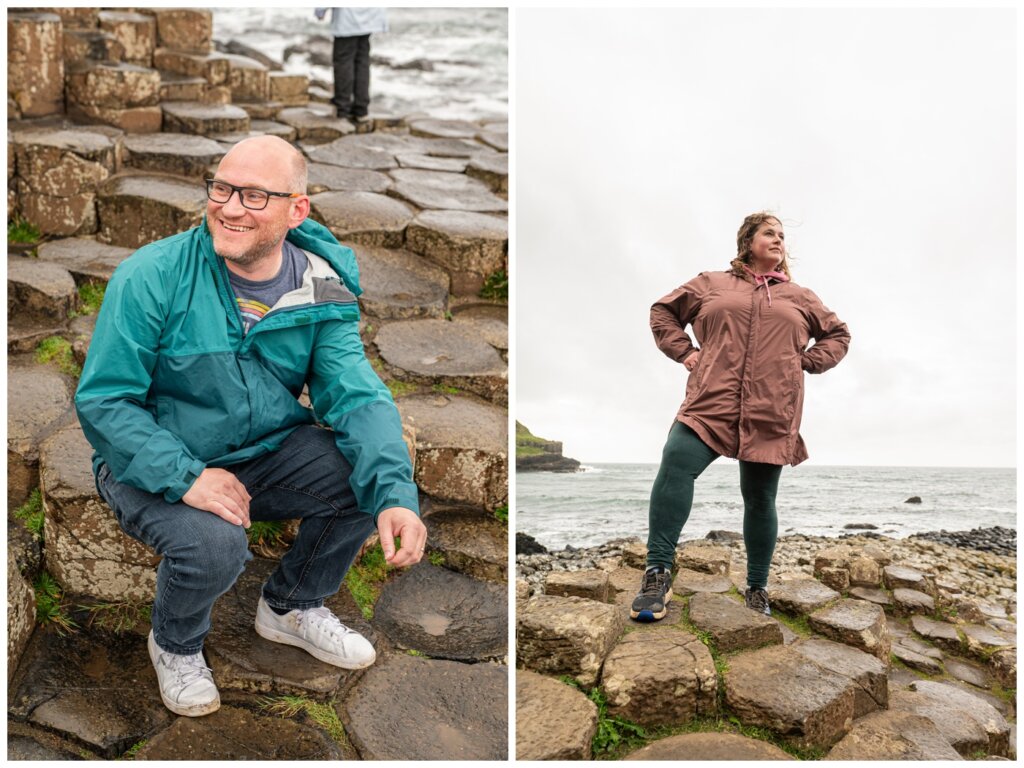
[254,597,376,670]
[147,630,220,717]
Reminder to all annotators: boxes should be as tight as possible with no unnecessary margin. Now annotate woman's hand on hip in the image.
[683,351,700,372]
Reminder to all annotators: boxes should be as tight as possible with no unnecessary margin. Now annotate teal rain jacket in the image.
[74,217,419,520]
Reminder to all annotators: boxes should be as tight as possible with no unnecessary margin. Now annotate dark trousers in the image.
[332,34,371,118]
[98,425,376,655]
[646,421,782,588]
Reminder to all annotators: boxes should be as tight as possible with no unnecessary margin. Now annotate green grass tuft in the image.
[431,383,459,395]
[386,379,417,398]
[78,600,152,633]
[34,572,78,635]
[77,281,106,315]
[428,551,445,567]
[35,336,81,378]
[247,520,286,556]
[260,695,348,746]
[117,739,147,760]
[770,610,813,637]
[479,269,508,301]
[493,504,508,524]
[8,215,41,244]
[587,687,647,757]
[345,543,390,619]
[14,488,45,541]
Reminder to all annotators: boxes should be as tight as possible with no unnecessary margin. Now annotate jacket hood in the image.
[198,215,363,296]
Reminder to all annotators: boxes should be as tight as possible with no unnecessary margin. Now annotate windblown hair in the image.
[729,211,792,280]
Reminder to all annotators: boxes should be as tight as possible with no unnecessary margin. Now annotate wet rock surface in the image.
[516,669,597,760]
[372,561,506,662]
[423,506,507,582]
[354,245,449,319]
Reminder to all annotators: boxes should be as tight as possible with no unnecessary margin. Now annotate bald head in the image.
[218,135,307,194]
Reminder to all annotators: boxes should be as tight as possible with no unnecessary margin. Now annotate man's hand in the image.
[182,468,251,528]
[683,351,701,372]
[377,507,426,567]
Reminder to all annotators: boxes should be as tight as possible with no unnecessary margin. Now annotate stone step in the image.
[307,163,391,194]
[7,257,77,324]
[626,733,795,761]
[96,173,205,249]
[8,542,37,683]
[423,506,507,582]
[354,245,449,320]
[451,304,508,354]
[152,9,212,55]
[35,237,133,285]
[769,576,842,616]
[824,709,963,760]
[7,318,65,357]
[153,48,229,85]
[791,637,889,718]
[210,119,299,145]
[476,128,508,152]
[394,394,507,511]
[310,191,413,248]
[66,102,163,134]
[62,29,125,65]
[602,628,717,727]
[98,11,156,67]
[8,13,66,118]
[161,101,251,136]
[65,61,161,110]
[122,132,224,177]
[39,422,160,602]
[808,598,891,661]
[276,106,354,143]
[205,557,373,698]
[724,643,858,751]
[408,118,482,140]
[157,71,206,102]
[395,153,468,173]
[13,181,98,237]
[544,569,609,602]
[372,561,505,662]
[406,209,507,296]
[689,591,784,652]
[516,594,623,687]
[387,168,508,213]
[269,72,310,105]
[342,652,507,760]
[673,567,733,596]
[466,152,508,195]
[221,52,270,102]
[304,136,400,170]
[376,320,507,404]
[8,625,173,758]
[516,670,597,760]
[889,680,1010,757]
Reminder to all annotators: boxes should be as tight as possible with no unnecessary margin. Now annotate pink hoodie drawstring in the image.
[743,265,790,307]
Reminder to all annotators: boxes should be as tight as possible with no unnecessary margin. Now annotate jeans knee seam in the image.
[285,513,340,601]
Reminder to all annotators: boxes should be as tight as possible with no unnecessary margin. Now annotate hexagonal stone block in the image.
[35,237,134,284]
[451,304,507,353]
[304,137,399,170]
[625,733,795,761]
[343,652,506,760]
[602,629,717,727]
[221,53,269,102]
[395,394,506,511]
[517,670,597,760]
[791,637,888,718]
[892,588,935,616]
[123,133,224,177]
[162,101,250,136]
[545,569,609,602]
[672,567,733,596]
[158,71,206,102]
[910,615,963,653]
[891,643,943,675]
[373,562,505,662]
[270,71,309,104]
[724,644,857,751]
[8,12,65,118]
[891,680,1010,757]
[307,163,391,194]
[98,11,155,66]
[769,577,841,616]
[849,586,892,607]
[376,319,507,403]
[153,49,229,84]
[466,152,508,194]
[408,119,480,140]
[388,168,508,213]
[311,191,413,248]
[517,594,624,687]
[7,543,36,683]
[961,623,1013,661]
[944,658,992,689]
[65,61,160,109]
[40,424,159,601]
[395,153,467,172]
[277,106,354,142]
[355,245,449,320]
[819,567,850,592]
[423,506,506,582]
[8,258,77,323]
[809,599,891,661]
[96,174,205,249]
[814,544,854,573]
[883,564,932,595]
[689,592,783,652]
[405,210,507,295]
[848,555,882,587]
[678,542,731,575]
[12,127,117,197]
[824,710,962,760]
[476,129,508,152]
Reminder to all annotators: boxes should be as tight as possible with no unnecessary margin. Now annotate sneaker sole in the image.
[147,634,220,718]
[254,618,376,670]
[629,588,672,622]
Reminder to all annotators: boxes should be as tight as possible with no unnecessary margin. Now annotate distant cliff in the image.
[516,422,581,472]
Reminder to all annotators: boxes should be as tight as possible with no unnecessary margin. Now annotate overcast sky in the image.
[516,7,1016,468]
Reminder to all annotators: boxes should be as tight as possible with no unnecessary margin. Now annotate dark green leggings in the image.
[646,422,782,589]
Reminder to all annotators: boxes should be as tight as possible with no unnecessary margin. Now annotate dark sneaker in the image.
[744,587,771,616]
[630,566,673,622]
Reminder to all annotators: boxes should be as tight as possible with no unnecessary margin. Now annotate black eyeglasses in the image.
[205,179,302,211]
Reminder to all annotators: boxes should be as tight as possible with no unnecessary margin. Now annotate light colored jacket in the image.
[651,270,850,466]
[316,8,388,37]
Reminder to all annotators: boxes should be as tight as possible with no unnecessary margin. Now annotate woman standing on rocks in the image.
[632,212,850,621]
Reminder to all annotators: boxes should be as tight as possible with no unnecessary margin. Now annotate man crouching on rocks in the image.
[74,135,426,717]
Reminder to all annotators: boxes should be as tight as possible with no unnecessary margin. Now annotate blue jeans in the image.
[97,425,376,655]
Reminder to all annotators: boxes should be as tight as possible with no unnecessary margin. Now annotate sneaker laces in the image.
[295,606,357,643]
[160,651,213,688]
[640,568,671,597]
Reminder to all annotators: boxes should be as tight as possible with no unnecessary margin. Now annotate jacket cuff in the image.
[372,491,421,522]
[163,459,207,504]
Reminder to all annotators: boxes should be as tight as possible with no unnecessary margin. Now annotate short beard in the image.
[207,218,285,268]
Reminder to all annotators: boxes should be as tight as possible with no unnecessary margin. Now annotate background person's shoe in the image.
[744,587,772,616]
[254,597,376,669]
[147,631,220,717]
[630,566,673,622]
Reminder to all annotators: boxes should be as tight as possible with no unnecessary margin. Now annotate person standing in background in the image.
[314,7,388,123]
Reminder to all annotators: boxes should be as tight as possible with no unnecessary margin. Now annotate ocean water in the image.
[517,463,1017,551]
[213,8,507,120]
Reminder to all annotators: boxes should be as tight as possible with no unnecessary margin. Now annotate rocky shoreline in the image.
[516,527,1016,761]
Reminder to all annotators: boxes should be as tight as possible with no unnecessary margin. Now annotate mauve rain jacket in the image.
[651,270,850,466]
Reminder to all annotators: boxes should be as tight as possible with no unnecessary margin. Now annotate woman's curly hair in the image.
[729,211,792,280]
